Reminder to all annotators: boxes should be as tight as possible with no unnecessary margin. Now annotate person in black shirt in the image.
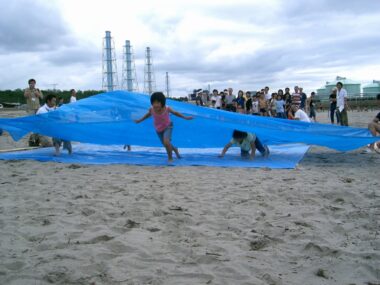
[308,92,317,122]
[245,91,253,114]
[329,88,339,124]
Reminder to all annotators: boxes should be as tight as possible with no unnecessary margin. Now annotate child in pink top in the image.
[135,92,193,163]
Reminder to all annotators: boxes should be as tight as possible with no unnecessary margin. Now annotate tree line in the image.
[0,89,103,104]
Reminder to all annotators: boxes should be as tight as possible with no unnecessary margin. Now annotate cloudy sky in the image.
[0,0,379,96]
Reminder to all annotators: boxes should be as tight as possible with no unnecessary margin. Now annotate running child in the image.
[134,92,193,163]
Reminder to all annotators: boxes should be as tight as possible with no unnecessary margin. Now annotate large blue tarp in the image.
[0,144,309,168]
[0,90,377,151]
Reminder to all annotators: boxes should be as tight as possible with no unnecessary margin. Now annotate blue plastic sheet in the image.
[0,144,309,169]
[0,90,377,151]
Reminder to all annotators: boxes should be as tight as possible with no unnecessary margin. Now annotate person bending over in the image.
[291,104,311,122]
[219,129,269,160]
[36,94,72,155]
[368,112,380,152]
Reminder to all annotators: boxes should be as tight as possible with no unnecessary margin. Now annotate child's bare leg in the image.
[163,139,173,162]
[172,145,181,158]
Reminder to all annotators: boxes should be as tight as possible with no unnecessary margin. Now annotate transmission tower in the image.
[102,31,119,92]
[165,72,171,97]
[121,40,139,91]
[144,47,156,94]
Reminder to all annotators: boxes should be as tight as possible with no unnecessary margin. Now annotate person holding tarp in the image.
[36,94,72,156]
[219,129,270,160]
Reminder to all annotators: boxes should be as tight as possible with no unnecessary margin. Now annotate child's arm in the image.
[219,142,232,158]
[134,111,151,123]
[168,107,193,120]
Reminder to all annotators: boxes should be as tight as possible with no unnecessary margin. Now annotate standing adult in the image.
[329,88,339,124]
[291,85,301,106]
[24,78,43,114]
[307,92,317,122]
[70,89,77,103]
[201,91,209,107]
[245,91,252,114]
[225,88,236,112]
[236,90,246,113]
[299,87,307,110]
[264,86,271,101]
[336,81,348,126]
[210,89,218,108]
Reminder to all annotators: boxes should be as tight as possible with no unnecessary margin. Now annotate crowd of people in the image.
[194,83,351,124]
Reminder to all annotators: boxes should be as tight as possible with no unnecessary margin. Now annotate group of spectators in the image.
[195,82,352,126]
[195,85,318,123]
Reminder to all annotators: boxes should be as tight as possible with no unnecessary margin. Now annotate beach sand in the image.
[0,109,379,285]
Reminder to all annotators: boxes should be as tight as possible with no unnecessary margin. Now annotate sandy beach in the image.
[0,109,379,285]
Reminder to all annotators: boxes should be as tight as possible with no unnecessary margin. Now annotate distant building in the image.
[317,76,361,101]
[362,80,380,97]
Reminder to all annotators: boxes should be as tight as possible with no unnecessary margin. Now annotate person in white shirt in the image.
[291,104,311,122]
[33,94,57,147]
[264,86,271,101]
[210,89,218,108]
[69,89,77,103]
[251,95,260,115]
[36,94,56,115]
[336,81,348,126]
[215,92,222,109]
[37,94,72,155]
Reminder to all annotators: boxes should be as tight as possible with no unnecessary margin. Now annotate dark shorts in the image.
[260,108,267,113]
[240,137,269,157]
[226,104,235,112]
[309,107,316,118]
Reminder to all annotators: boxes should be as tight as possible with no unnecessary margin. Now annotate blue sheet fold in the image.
[0,144,309,169]
[0,90,377,151]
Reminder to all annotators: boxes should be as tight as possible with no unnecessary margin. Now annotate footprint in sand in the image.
[83,235,114,244]
[3,261,25,271]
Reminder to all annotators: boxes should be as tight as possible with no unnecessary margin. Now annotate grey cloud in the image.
[42,45,100,66]
[0,0,72,53]
[141,14,182,38]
